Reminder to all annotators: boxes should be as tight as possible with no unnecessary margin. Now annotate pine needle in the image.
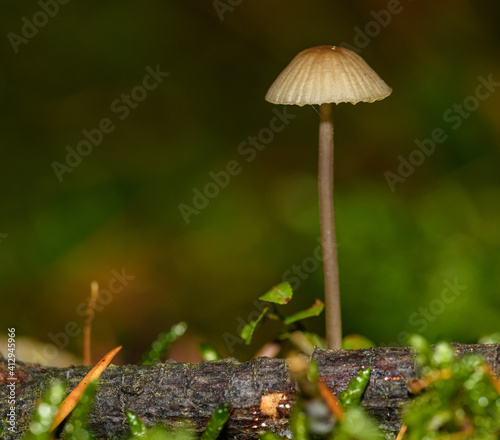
[50,345,121,432]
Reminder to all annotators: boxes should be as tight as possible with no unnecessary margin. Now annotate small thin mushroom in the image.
[266,46,391,349]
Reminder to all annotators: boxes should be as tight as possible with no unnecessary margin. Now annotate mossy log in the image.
[1,344,499,439]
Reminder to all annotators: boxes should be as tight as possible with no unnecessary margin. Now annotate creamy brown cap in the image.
[265,46,392,106]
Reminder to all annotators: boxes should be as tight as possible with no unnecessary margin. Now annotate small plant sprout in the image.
[238,282,324,352]
[266,46,392,349]
[141,321,188,365]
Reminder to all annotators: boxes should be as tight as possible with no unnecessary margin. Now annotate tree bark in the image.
[1,344,499,439]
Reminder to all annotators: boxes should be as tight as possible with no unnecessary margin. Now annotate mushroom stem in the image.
[318,103,342,350]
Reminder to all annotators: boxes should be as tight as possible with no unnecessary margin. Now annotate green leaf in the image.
[478,332,500,344]
[432,342,454,369]
[259,282,293,305]
[339,367,372,410]
[240,306,269,345]
[142,321,188,365]
[307,359,319,383]
[304,331,325,349]
[283,299,324,325]
[342,334,376,350]
[125,410,147,437]
[200,403,230,440]
[144,425,194,440]
[408,334,432,369]
[335,407,384,440]
[24,382,66,440]
[289,399,309,440]
[259,433,284,440]
[198,343,221,361]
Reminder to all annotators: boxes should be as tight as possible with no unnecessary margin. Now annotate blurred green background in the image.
[1,0,500,365]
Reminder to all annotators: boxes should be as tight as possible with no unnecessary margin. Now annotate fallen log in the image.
[1,344,499,439]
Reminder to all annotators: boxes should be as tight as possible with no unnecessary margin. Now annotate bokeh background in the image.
[2,0,500,365]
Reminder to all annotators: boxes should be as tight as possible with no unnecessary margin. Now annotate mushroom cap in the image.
[265,46,392,106]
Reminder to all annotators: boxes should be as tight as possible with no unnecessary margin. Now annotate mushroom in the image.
[265,46,391,349]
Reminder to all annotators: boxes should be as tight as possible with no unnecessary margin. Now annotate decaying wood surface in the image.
[1,344,499,439]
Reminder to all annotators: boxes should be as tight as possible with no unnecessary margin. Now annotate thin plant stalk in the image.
[318,103,342,350]
[83,281,99,366]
